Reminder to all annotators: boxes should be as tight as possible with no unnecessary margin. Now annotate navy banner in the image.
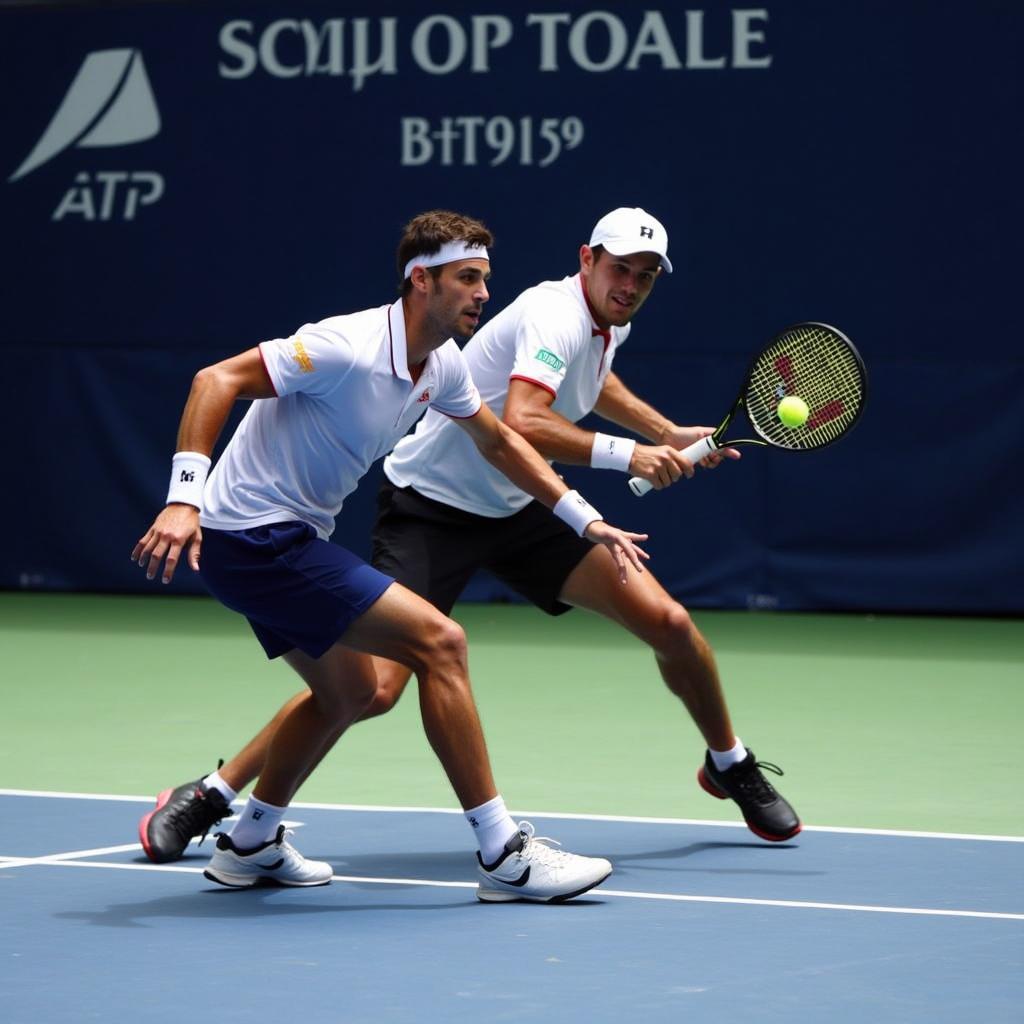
[1,1,1021,612]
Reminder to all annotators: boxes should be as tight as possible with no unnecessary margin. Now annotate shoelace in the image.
[274,828,305,861]
[731,760,784,805]
[168,788,225,847]
[515,821,577,867]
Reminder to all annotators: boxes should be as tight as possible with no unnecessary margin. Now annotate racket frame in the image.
[627,322,867,497]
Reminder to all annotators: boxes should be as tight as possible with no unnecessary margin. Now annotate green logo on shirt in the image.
[534,348,565,372]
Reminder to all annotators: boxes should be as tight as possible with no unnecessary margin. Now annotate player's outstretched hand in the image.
[584,521,650,583]
[132,504,202,585]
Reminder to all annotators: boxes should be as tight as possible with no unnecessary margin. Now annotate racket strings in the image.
[746,325,865,450]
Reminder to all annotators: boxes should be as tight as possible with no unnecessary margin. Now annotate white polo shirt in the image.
[201,299,481,539]
[384,273,630,517]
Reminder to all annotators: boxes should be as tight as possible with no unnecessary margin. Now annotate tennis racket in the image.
[628,322,867,497]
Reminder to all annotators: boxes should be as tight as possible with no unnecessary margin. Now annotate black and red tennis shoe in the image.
[698,748,801,842]
[139,774,233,863]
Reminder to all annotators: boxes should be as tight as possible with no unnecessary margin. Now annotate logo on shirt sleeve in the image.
[534,348,565,373]
[291,337,315,373]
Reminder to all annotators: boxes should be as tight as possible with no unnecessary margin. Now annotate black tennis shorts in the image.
[370,480,594,617]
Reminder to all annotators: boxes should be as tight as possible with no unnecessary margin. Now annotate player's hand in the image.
[661,425,741,470]
[583,521,650,583]
[132,504,202,585]
[628,443,696,489]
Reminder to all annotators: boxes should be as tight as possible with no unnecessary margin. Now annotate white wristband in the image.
[591,432,636,472]
[553,489,604,538]
[166,451,211,511]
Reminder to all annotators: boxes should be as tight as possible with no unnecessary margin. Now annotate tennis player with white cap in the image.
[143,207,800,879]
[133,209,651,901]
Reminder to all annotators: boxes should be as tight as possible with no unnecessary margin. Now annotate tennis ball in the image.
[777,395,809,428]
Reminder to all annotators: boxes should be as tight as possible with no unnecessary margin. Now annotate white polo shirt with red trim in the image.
[201,299,481,539]
[384,274,630,517]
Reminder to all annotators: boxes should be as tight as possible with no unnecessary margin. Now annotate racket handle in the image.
[627,435,719,497]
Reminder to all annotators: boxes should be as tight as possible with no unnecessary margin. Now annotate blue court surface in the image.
[2,792,1022,1023]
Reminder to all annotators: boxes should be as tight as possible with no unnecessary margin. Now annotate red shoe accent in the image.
[138,787,175,863]
[696,767,728,800]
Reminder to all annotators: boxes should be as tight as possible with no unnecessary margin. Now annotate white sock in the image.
[465,795,518,864]
[709,737,747,772]
[227,795,285,849]
[202,770,238,804]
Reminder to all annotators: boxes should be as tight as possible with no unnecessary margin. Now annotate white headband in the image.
[403,240,489,280]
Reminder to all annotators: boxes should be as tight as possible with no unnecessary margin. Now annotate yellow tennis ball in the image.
[777,395,809,428]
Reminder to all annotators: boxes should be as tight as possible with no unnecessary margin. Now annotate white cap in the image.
[589,207,672,273]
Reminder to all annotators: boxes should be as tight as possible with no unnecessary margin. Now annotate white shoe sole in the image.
[203,866,333,888]
[476,867,612,903]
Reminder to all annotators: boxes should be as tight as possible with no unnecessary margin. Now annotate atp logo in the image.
[9,48,165,222]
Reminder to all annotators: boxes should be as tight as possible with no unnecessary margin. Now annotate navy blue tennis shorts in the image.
[200,522,394,660]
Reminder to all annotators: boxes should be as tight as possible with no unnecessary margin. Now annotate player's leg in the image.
[559,546,800,841]
[141,483,468,864]
[336,581,496,808]
[220,694,307,793]
[248,651,379,807]
[562,546,736,748]
[184,521,391,887]
[337,579,612,902]
[204,646,378,888]
[139,691,350,864]
[360,484,611,899]
[354,478,477,721]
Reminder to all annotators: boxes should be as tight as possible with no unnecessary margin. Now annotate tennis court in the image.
[3,594,1021,1022]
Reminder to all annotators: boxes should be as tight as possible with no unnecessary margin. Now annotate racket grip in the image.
[627,435,719,497]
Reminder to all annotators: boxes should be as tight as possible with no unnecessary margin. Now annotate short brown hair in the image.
[397,210,493,295]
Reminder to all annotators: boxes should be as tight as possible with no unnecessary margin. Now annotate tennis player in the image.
[133,209,651,902]
[143,207,799,874]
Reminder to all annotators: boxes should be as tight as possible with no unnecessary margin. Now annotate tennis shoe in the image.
[476,821,612,903]
[203,825,333,888]
[698,748,801,842]
[139,774,232,864]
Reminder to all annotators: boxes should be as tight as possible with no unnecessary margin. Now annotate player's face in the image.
[580,246,661,329]
[428,259,491,340]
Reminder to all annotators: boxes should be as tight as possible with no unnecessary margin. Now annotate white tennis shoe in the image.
[476,821,612,903]
[203,825,333,888]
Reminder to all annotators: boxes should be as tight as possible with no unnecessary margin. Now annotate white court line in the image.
[595,888,1024,922]
[7,858,1023,921]
[1,843,142,867]
[2,789,1022,843]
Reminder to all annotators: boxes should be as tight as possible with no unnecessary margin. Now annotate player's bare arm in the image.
[503,377,712,492]
[594,371,741,485]
[454,403,649,582]
[132,348,275,584]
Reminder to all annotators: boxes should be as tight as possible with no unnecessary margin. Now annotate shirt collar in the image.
[577,274,611,345]
[387,299,413,382]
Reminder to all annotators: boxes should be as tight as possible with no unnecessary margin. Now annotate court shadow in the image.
[53,888,474,929]
[330,849,478,880]
[54,879,613,929]
[604,840,825,877]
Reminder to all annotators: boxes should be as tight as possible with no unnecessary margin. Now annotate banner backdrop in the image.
[1,1,1021,612]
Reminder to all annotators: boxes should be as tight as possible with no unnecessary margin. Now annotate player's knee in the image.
[657,601,700,652]
[311,672,376,723]
[362,689,396,719]
[422,615,468,673]
[363,666,410,719]
[350,669,379,709]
